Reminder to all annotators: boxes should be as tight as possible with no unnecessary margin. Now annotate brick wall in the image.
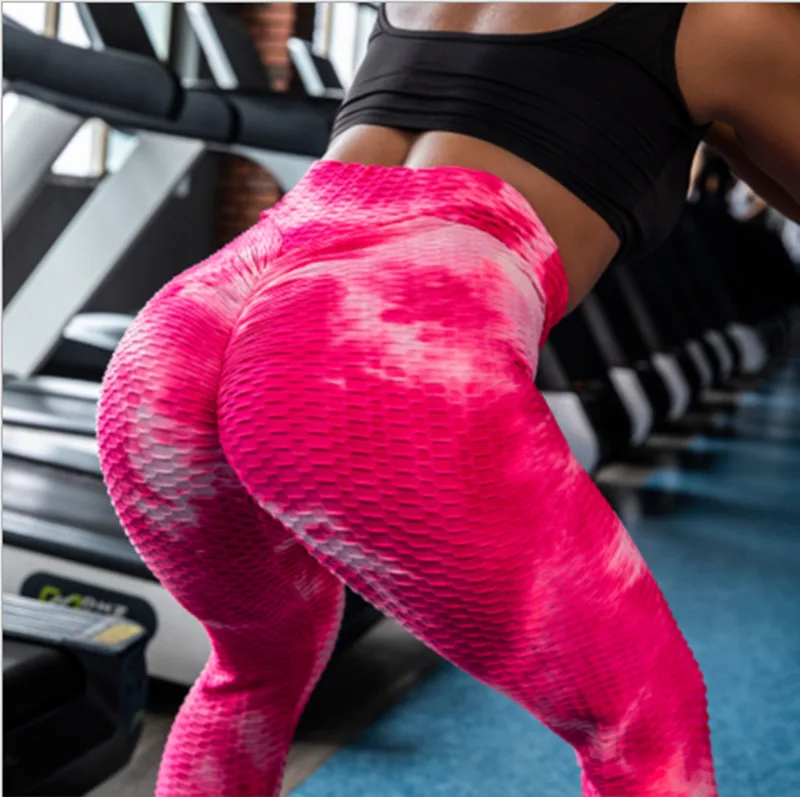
[214,3,313,248]
[233,2,297,90]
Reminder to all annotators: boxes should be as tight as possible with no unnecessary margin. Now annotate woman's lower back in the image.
[324,125,619,310]
[324,125,621,308]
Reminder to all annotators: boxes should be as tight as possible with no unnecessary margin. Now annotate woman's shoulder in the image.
[676,2,800,126]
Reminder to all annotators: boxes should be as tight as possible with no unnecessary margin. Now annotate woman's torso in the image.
[323,2,709,309]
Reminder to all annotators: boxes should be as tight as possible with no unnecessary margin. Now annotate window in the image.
[314,2,378,87]
[2,5,46,128]
[57,1,90,46]
[138,3,172,60]
[2,2,46,33]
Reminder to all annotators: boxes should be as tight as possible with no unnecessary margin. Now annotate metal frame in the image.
[543,393,601,474]
[651,352,691,421]
[727,323,769,375]
[2,94,85,232]
[184,3,241,89]
[685,339,714,389]
[607,367,653,446]
[4,132,205,379]
[581,295,654,445]
[536,342,602,472]
[287,37,345,100]
[612,266,693,421]
[704,329,734,381]
[182,6,322,191]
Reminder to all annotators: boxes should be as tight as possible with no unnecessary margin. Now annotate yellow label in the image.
[93,623,142,646]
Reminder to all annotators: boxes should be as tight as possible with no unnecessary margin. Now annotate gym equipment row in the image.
[3,4,382,695]
[537,198,800,472]
[3,3,339,380]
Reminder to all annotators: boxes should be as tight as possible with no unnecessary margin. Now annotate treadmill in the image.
[3,425,209,685]
[1,14,171,237]
[555,294,656,449]
[3,13,338,382]
[2,13,380,687]
[28,6,351,387]
[4,594,147,795]
[536,342,604,473]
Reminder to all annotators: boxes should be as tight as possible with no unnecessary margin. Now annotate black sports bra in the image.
[331,3,709,264]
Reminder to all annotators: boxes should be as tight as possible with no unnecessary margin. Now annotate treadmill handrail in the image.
[10,78,338,159]
[287,38,346,100]
[5,16,339,157]
[2,19,183,119]
[8,79,236,145]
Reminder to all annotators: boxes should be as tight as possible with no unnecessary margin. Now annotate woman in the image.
[98,4,800,795]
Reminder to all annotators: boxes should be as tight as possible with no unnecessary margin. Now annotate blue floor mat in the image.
[293,363,800,796]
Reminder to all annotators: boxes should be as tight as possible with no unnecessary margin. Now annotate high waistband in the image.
[268,160,570,338]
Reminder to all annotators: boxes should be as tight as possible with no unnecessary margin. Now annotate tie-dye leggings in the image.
[98,162,716,796]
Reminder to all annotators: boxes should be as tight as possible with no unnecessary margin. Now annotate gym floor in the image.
[91,354,800,797]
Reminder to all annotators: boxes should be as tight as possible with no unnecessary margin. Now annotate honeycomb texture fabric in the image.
[97,161,717,796]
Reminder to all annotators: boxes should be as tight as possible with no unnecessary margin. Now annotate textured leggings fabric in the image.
[98,161,717,796]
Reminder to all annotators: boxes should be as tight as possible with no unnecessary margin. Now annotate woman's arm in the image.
[677,3,800,222]
[704,123,800,224]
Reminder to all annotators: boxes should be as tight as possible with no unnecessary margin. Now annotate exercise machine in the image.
[4,594,147,795]
[3,11,381,686]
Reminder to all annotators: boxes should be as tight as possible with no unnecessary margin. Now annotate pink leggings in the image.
[98,162,716,796]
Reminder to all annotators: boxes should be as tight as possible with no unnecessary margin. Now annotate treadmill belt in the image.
[4,389,96,434]
[3,457,121,537]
